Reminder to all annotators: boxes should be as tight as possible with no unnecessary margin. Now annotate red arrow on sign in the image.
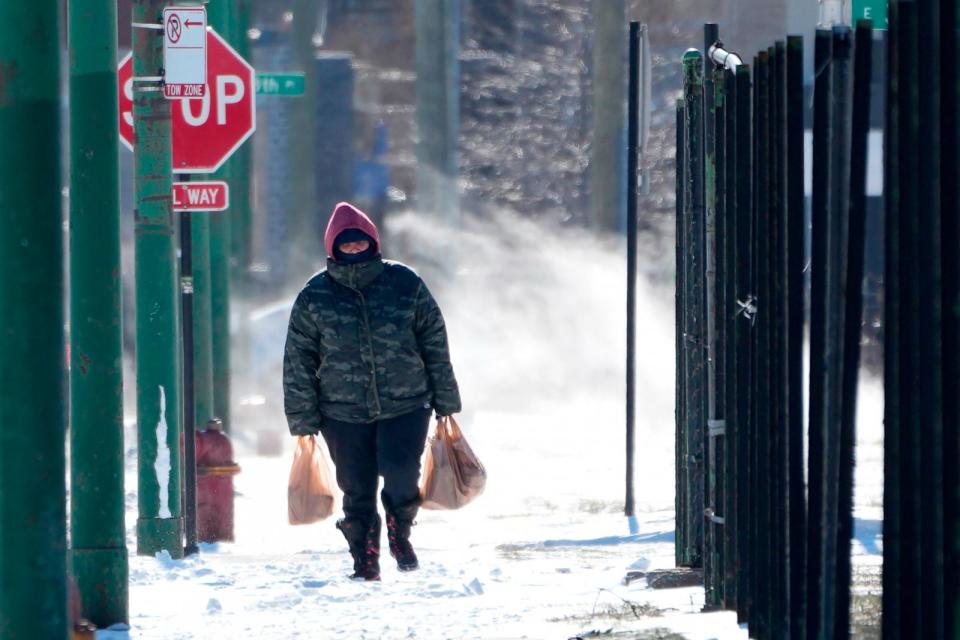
[185,20,203,27]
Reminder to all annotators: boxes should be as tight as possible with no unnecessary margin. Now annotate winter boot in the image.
[336,515,381,581]
[385,502,419,572]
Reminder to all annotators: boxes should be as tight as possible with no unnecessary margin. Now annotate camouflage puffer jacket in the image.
[283,257,461,432]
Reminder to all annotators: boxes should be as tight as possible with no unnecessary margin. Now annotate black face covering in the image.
[333,229,378,264]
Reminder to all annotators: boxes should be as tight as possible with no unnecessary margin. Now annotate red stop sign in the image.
[119,28,255,174]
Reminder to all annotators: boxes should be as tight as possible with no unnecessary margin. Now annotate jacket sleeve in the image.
[283,290,323,435]
[414,281,462,415]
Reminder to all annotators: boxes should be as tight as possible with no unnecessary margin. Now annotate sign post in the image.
[162,6,207,98]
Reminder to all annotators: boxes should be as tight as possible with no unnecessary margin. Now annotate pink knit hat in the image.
[323,202,381,258]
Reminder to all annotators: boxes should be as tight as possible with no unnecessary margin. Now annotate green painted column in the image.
[0,4,68,638]
[208,0,241,432]
[230,0,254,284]
[191,214,215,425]
[68,0,129,626]
[133,0,184,558]
[415,0,461,226]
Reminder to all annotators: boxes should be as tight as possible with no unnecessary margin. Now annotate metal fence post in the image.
[682,48,706,569]
[734,64,754,625]
[753,49,772,638]
[941,0,960,636]
[807,29,833,639]
[835,21,873,640]
[721,67,739,611]
[917,1,946,635]
[785,34,807,640]
[676,98,689,567]
[882,3,903,635]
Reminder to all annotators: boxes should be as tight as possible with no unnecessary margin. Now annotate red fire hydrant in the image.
[195,418,241,542]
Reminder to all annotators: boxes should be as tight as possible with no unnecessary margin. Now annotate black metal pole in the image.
[770,41,787,638]
[917,1,946,636]
[834,22,873,640]
[820,27,853,640]
[882,3,903,636]
[721,67,739,612]
[626,21,640,529]
[807,30,833,640]
[785,34,807,640]
[179,182,199,558]
[897,4,923,636]
[734,64,753,625]
[682,47,706,568]
[941,0,960,635]
[702,24,721,599]
[754,49,772,639]
[676,98,689,567]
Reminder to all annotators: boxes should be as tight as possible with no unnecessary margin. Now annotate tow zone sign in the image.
[172,181,229,212]
[162,6,207,98]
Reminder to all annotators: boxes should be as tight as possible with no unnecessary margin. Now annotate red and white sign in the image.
[162,6,207,98]
[119,27,256,174]
[172,181,229,212]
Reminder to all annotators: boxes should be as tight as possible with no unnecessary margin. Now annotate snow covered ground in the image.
[101,214,884,639]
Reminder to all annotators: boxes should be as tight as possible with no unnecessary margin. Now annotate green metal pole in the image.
[208,0,236,432]
[191,213,215,425]
[291,0,320,276]
[0,4,68,637]
[69,0,129,626]
[133,0,184,558]
[230,0,253,284]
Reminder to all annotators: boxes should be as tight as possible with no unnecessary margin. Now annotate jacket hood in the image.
[324,202,381,259]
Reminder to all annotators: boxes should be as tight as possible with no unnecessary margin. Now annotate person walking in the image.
[283,202,462,581]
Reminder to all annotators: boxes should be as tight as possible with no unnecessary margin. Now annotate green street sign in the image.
[255,72,305,96]
[852,0,888,29]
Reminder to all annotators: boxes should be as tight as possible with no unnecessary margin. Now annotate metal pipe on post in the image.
[835,21,873,639]
[133,0,184,559]
[625,21,640,534]
[68,0,130,624]
[681,48,706,569]
[0,3,68,636]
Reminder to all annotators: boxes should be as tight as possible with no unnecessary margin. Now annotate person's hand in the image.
[289,423,321,437]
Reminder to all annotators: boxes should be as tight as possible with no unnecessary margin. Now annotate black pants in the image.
[319,407,432,521]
